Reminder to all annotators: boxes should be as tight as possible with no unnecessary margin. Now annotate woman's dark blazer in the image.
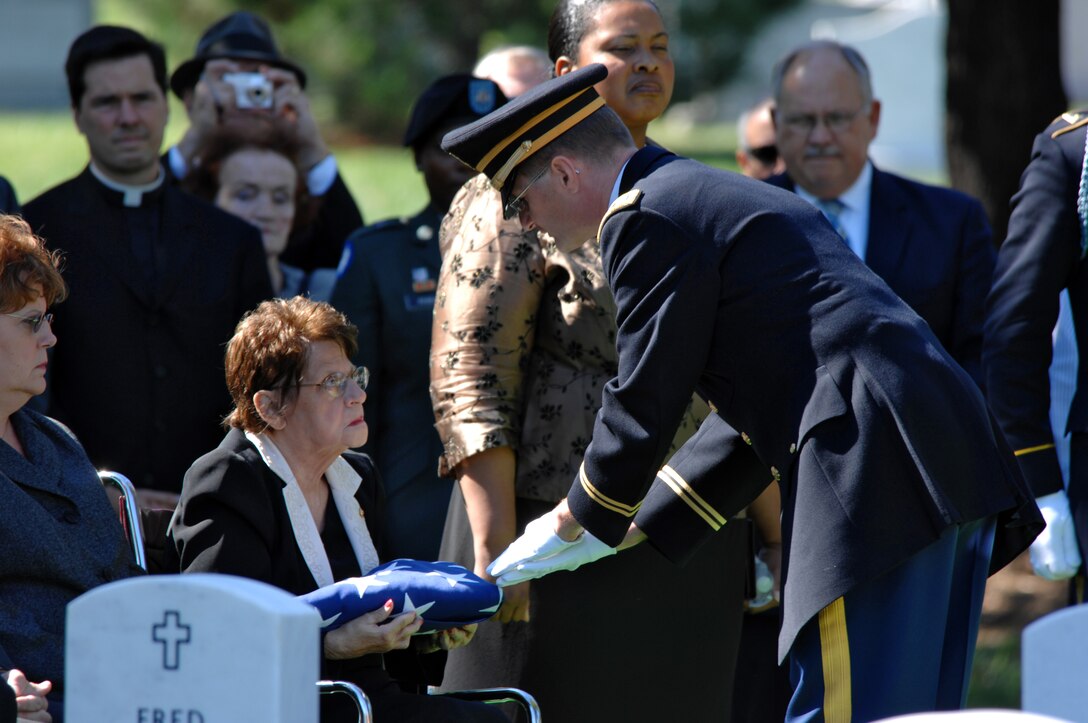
[171,427,387,595]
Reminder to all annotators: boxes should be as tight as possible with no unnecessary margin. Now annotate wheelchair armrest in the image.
[318,679,373,723]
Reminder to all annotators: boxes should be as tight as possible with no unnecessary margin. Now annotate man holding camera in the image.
[167,11,363,271]
[22,25,272,505]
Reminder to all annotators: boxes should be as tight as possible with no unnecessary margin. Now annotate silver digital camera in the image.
[222,72,274,110]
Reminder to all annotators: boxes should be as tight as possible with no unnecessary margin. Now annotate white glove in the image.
[488,514,617,586]
[1030,490,1082,581]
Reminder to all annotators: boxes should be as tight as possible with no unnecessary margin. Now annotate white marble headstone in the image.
[1022,603,1088,722]
[65,573,321,723]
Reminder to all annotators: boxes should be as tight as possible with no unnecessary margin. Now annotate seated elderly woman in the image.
[0,214,143,723]
[170,296,506,723]
[183,118,334,299]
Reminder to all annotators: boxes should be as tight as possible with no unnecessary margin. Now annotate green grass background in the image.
[0,109,740,219]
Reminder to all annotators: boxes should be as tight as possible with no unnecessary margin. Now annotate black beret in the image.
[170,11,306,98]
[441,64,607,198]
[403,74,507,149]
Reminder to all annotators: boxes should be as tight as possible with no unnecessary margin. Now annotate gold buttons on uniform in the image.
[770,466,781,482]
[741,432,752,446]
[358,508,365,517]
[789,443,797,454]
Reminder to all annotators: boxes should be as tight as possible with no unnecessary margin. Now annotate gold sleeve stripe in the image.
[578,464,640,517]
[818,597,852,723]
[1014,443,1056,457]
[657,465,727,530]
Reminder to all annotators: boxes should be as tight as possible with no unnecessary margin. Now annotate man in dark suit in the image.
[767,41,994,387]
[22,25,272,504]
[443,65,1041,721]
[166,11,362,271]
[984,111,1088,587]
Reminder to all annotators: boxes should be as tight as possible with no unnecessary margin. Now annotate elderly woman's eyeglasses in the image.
[503,166,549,220]
[298,366,369,399]
[5,311,53,333]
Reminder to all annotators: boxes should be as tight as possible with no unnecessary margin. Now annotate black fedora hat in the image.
[169,11,306,98]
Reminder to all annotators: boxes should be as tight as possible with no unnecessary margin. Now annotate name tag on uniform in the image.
[406,267,436,310]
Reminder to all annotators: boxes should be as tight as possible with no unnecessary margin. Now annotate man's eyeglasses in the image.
[503,166,549,220]
[5,311,53,333]
[296,366,369,399]
[748,145,778,165]
[779,106,869,135]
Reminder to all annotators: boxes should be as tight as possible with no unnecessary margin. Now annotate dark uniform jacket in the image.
[984,113,1088,564]
[330,206,450,560]
[768,165,994,387]
[23,168,272,492]
[566,147,1040,658]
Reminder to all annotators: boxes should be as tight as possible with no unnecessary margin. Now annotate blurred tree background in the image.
[100,0,800,143]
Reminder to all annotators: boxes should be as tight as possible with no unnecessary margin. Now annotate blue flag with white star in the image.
[298,559,502,634]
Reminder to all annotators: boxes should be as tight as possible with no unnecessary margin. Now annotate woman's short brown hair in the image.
[0,214,67,313]
[224,296,358,433]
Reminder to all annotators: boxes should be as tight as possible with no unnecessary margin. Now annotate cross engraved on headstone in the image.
[152,610,191,670]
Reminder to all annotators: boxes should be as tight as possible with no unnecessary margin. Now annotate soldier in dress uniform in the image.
[329,75,506,560]
[446,64,1043,722]
[984,110,1088,594]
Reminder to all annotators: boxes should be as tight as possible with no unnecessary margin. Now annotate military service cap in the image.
[441,63,608,206]
[403,74,507,150]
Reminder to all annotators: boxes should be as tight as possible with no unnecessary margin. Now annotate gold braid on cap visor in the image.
[480,88,606,191]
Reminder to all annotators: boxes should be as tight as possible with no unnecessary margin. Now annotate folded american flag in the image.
[298,559,502,633]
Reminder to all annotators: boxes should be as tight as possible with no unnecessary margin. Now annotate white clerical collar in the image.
[89,163,165,208]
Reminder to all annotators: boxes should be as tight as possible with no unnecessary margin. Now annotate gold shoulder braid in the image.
[1052,110,1088,139]
[595,189,643,244]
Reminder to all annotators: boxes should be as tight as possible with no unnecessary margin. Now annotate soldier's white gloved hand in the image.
[491,529,617,586]
[487,514,579,582]
[1030,490,1082,581]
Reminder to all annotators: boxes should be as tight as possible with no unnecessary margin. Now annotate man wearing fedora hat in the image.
[167,11,362,272]
[449,64,1042,721]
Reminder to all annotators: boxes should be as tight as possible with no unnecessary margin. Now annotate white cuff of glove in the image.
[1030,490,1082,581]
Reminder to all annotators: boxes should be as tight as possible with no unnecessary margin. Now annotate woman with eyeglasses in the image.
[170,296,505,723]
[429,1,750,720]
[0,214,144,723]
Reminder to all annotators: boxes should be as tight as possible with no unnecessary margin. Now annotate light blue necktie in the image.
[816,198,849,245]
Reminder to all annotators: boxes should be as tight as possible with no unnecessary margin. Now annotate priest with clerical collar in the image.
[22,25,272,508]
